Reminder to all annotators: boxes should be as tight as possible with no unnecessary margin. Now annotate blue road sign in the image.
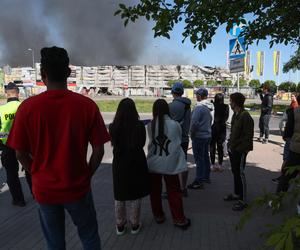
[229,37,246,59]
[229,24,244,37]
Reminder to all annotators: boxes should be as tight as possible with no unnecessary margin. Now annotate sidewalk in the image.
[0,133,289,250]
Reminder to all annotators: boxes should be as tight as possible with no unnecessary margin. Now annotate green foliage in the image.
[237,165,300,250]
[249,79,261,89]
[207,80,217,86]
[167,79,192,88]
[279,81,297,92]
[297,83,300,92]
[239,78,247,87]
[263,80,277,93]
[221,80,232,86]
[167,80,179,87]
[283,47,300,73]
[182,79,193,88]
[115,1,300,51]
[193,79,204,87]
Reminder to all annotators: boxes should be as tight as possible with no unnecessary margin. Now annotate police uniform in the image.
[0,82,32,206]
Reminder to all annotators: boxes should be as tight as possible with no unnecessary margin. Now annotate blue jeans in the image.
[38,191,101,250]
[192,138,211,182]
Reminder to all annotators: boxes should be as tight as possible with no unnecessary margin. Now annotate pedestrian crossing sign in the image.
[229,37,246,59]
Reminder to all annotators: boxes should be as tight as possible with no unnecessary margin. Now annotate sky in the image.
[0,0,298,84]
[139,22,299,84]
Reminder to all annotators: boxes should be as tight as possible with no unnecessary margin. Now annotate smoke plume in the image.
[0,0,148,66]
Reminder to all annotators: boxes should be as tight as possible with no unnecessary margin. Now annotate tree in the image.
[167,79,192,88]
[193,79,204,87]
[239,78,247,87]
[207,80,217,86]
[283,47,300,73]
[221,80,232,87]
[249,79,261,89]
[279,81,297,92]
[297,83,300,92]
[116,1,300,69]
[263,80,277,93]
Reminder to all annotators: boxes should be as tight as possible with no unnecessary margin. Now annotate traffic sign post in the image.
[229,37,246,59]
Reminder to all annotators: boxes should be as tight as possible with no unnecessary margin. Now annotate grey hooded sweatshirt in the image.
[169,97,191,143]
[190,99,214,139]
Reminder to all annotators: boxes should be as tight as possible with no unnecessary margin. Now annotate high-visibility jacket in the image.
[0,100,20,145]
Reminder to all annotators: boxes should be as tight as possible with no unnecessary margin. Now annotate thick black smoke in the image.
[0,0,148,66]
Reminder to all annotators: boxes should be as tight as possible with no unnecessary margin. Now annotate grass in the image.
[96,100,289,115]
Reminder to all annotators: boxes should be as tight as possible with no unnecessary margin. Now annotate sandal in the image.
[174,218,191,230]
[223,193,240,201]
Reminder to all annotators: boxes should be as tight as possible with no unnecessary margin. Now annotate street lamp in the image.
[27,48,35,69]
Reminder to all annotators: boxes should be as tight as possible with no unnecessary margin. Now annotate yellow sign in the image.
[273,51,280,76]
[256,51,264,76]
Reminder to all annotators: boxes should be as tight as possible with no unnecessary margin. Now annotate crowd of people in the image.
[0,46,299,250]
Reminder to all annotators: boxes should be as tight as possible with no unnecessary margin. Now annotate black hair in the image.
[109,98,140,147]
[214,93,224,105]
[151,99,170,145]
[230,92,246,108]
[40,46,71,83]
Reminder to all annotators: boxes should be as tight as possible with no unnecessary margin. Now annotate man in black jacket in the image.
[259,84,273,144]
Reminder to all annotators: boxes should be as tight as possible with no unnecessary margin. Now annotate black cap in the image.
[5,82,19,91]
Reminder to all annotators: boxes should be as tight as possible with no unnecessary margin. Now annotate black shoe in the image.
[187,181,204,189]
[262,139,269,144]
[174,218,191,230]
[182,188,188,197]
[232,200,248,211]
[203,179,211,184]
[12,200,26,207]
[272,177,281,184]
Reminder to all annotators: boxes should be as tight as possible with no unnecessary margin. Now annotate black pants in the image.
[229,150,248,201]
[277,150,300,193]
[259,114,271,139]
[1,146,32,202]
[210,126,226,165]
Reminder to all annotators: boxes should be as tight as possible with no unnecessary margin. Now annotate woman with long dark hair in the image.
[210,93,229,172]
[147,99,190,230]
[109,98,150,235]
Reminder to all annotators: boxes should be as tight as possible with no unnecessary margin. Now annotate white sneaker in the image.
[116,225,126,236]
[131,223,142,234]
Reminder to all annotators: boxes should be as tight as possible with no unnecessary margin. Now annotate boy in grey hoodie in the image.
[188,88,213,189]
[169,82,191,196]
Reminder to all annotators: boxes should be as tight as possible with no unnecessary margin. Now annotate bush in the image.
[207,80,217,86]
[182,80,193,88]
[239,78,247,87]
[167,79,193,88]
[193,79,204,87]
[221,80,232,86]
[249,79,260,89]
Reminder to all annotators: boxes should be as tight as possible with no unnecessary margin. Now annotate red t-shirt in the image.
[7,89,110,204]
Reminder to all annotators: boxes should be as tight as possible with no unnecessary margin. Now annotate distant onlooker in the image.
[210,93,229,172]
[188,88,213,189]
[224,93,254,211]
[169,82,191,197]
[109,98,150,235]
[147,99,191,230]
[259,84,273,143]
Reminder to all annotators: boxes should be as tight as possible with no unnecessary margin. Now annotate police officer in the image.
[0,82,31,207]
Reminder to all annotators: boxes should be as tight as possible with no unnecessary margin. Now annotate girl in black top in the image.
[210,93,229,172]
[109,98,150,235]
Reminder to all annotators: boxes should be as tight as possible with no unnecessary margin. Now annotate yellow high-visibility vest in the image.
[0,100,20,144]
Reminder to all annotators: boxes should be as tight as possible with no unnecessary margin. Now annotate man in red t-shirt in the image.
[7,47,110,250]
